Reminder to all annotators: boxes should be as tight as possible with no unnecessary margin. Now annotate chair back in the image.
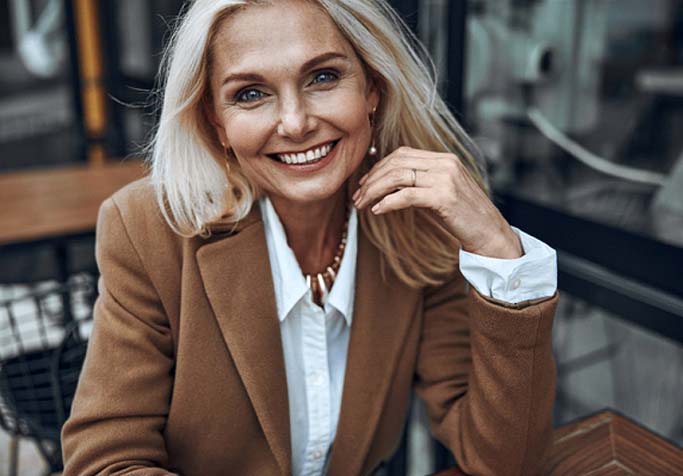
[0,274,95,470]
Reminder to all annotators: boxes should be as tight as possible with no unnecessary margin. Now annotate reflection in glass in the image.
[464,0,683,247]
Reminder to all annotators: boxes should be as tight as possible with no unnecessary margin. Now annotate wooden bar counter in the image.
[0,161,146,247]
[433,410,682,476]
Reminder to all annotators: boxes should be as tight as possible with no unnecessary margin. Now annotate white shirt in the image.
[259,196,557,476]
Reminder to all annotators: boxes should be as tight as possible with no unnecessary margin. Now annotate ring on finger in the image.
[411,168,417,187]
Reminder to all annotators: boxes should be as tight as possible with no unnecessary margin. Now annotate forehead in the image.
[211,1,356,74]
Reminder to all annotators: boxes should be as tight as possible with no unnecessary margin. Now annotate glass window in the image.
[464,0,683,248]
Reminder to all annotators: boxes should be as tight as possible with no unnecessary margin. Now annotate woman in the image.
[61,0,559,475]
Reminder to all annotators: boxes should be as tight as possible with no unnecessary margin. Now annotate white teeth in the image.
[276,141,336,165]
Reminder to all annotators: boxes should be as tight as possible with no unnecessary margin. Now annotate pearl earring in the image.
[368,140,377,156]
[368,107,378,156]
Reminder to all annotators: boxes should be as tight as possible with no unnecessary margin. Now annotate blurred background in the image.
[0,0,681,475]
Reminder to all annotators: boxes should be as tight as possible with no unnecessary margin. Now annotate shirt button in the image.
[310,450,323,460]
[312,373,324,386]
[511,278,521,290]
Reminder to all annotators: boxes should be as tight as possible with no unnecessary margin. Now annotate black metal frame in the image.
[390,0,420,32]
[99,0,128,158]
[445,0,468,120]
[63,0,87,163]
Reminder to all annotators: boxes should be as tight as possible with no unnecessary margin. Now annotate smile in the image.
[270,140,339,165]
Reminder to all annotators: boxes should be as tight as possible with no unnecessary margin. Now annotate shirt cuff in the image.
[459,227,557,304]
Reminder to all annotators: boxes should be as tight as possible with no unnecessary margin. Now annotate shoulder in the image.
[104,176,166,235]
[100,176,182,245]
[97,176,185,268]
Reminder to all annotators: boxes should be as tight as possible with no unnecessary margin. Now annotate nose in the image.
[276,93,316,142]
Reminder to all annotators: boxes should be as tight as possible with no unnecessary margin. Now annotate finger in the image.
[355,167,435,209]
[364,149,426,179]
[358,147,425,185]
[370,187,434,215]
[355,157,411,202]
[371,146,444,171]
[373,146,457,174]
[357,156,446,207]
[361,151,449,190]
[360,158,441,200]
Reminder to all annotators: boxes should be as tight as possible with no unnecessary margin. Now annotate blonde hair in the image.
[147,0,488,288]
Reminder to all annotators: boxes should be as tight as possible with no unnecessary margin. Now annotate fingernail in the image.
[359,174,368,185]
[352,189,360,201]
[371,203,380,214]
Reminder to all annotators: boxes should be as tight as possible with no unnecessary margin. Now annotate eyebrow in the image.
[221,51,350,87]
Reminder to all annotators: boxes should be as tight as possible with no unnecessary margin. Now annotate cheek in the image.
[222,112,272,157]
[322,87,370,128]
[314,95,371,151]
[222,115,274,186]
[335,98,373,151]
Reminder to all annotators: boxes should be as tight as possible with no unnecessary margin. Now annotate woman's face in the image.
[208,0,379,206]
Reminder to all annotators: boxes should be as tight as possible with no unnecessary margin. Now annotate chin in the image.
[280,180,348,205]
[291,188,344,205]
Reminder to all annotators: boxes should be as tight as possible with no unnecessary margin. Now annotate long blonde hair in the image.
[147,0,488,288]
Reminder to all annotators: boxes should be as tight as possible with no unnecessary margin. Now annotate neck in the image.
[269,188,348,275]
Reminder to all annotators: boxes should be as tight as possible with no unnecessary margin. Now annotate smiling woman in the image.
[60,1,560,475]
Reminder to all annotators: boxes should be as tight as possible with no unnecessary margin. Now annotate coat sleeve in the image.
[413,271,559,476]
[61,198,180,476]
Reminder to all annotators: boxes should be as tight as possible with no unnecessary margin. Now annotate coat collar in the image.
[196,203,419,475]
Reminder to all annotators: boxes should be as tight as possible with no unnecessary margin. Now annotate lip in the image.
[268,139,341,173]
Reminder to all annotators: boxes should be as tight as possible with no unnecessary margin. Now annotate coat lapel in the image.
[195,206,291,475]
[327,228,421,476]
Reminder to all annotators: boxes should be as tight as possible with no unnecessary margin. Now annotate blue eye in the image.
[235,89,266,103]
[312,70,339,84]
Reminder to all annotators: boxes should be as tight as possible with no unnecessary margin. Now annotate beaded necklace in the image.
[304,206,350,306]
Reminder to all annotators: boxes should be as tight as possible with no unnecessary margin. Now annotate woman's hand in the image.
[352,146,523,259]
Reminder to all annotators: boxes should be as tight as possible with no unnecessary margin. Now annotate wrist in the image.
[466,226,523,259]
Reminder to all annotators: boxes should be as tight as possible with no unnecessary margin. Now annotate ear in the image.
[365,74,381,114]
[202,95,229,148]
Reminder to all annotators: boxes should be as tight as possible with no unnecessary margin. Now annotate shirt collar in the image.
[259,196,356,326]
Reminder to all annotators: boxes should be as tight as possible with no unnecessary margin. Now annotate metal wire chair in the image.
[0,274,95,476]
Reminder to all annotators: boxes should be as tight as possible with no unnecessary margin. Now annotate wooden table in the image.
[0,161,146,247]
[433,410,682,476]
[0,161,146,286]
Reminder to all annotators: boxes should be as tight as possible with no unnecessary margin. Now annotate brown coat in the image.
[61,178,559,476]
